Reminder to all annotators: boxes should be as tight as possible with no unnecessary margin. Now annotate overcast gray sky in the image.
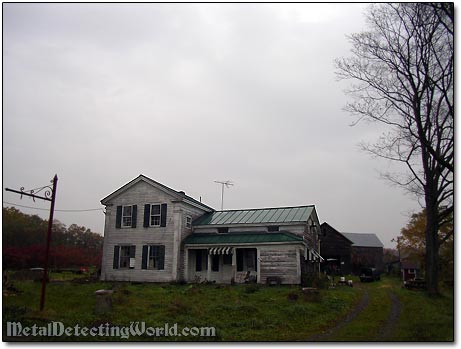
[3,3,421,248]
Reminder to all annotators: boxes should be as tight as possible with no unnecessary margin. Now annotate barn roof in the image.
[192,205,315,226]
[341,232,384,248]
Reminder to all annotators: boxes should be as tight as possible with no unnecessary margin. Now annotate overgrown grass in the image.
[391,282,454,341]
[3,275,453,341]
[3,280,359,341]
[321,276,454,342]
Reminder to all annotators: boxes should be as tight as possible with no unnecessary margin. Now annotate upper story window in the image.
[143,203,168,228]
[218,227,229,234]
[268,226,279,232]
[116,205,137,229]
[150,204,161,227]
[186,216,192,229]
[122,206,133,228]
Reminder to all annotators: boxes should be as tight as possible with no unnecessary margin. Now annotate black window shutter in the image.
[131,205,137,228]
[130,245,136,258]
[158,245,165,270]
[116,206,122,229]
[113,246,120,269]
[160,204,167,227]
[143,204,151,228]
[141,245,148,269]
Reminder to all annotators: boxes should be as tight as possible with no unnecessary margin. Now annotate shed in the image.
[401,260,420,282]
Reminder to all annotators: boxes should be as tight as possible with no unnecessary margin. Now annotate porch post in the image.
[207,251,212,282]
[296,248,301,284]
[184,247,189,283]
[231,248,236,282]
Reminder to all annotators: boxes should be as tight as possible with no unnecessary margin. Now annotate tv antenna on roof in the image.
[214,180,234,210]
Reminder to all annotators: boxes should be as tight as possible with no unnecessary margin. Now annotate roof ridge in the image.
[101,174,214,211]
[342,232,378,236]
[213,204,315,213]
[192,231,289,236]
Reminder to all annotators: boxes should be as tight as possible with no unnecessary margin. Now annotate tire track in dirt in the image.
[308,289,369,341]
[376,291,401,341]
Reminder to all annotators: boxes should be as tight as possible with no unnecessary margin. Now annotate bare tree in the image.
[335,3,453,295]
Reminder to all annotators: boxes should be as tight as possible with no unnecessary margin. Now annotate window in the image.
[143,203,167,228]
[211,255,220,272]
[195,249,208,272]
[268,226,279,232]
[245,250,256,271]
[186,216,192,229]
[116,205,137,229]
[196,251,202,271]
[150,204,161,227]
[223,254,232,265]
[218,227,229,234]
[114,245,136,269]
[236,248,257,272]
[122,206,133,227]
[141,245,165,270]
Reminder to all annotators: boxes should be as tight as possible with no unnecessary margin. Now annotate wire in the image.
[2,201,104,213]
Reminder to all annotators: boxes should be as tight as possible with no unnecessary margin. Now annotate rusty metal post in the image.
[39,174,58,311]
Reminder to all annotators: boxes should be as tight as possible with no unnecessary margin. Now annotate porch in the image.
[185,247,258,284]
[182,232,322,284]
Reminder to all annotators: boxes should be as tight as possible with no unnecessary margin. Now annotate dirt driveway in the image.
[308,281,402,341]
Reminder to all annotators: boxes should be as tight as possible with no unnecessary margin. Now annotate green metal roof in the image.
[193,205,314,226]
[183,232,303,245]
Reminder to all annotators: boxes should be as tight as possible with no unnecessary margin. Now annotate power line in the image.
[2,201,104,213]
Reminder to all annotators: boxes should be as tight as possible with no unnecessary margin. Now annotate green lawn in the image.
[2,275,453,341]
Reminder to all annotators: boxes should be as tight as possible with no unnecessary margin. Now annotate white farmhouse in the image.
[100,175,322,284]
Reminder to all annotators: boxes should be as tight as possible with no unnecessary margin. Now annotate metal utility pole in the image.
[214,180,234,210]
[391,237,402,278]
[5,174,58,311]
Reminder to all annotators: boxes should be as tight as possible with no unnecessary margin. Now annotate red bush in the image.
[3,245,101,270]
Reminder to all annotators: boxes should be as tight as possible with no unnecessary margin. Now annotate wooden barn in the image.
[342,232,384,273]
[319,222,353,275]
[320,222,384,275]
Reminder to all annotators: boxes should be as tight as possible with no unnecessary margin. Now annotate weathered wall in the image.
[259,245,301,284]
[101,180,207,282]
[351,246,384,274]
[320,224,353,275]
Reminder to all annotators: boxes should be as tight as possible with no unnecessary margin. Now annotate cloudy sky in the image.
[3,3,421,248]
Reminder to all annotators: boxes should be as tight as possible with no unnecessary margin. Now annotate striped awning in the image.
[208,247,233,255]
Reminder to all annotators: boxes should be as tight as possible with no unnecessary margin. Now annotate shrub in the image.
[302,272,329,289]
[287,292,299,302]
[244,284,260,294]
[166,297,188,317]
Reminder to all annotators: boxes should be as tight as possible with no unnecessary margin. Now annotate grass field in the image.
[2,274,454,342]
